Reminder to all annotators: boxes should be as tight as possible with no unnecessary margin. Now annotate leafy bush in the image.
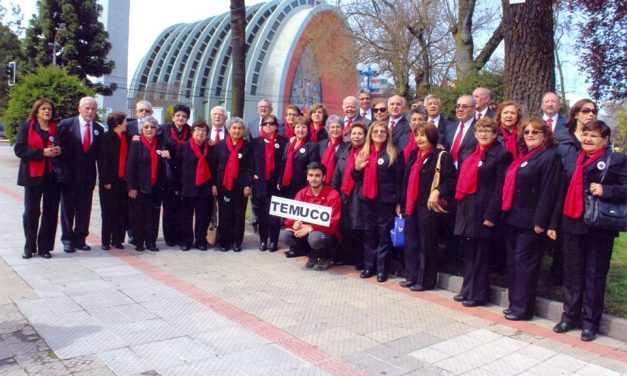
[2,66,95,143]
[432,71,504,120]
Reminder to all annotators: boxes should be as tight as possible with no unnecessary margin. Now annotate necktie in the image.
[362,111,367,118]
[389,119,396,133]
[476,113,482,121]
[83,122,91,153]
[214,128,221,143]
[547,118,553,131]
[451,122,465,162]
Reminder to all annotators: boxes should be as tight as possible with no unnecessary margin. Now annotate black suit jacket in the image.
[279,140,320,197]
[352,147,405,205]
[58,116,104,189]
[96,130,126,187]
[433,116,455,146]
[213,138,253,196]
[175,140,214,197]
[445,119,477,169]
[390,116,411,149]
[251,135,288,199]
[126,138,166,194]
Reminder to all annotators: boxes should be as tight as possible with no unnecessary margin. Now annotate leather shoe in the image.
[113,243,124,249]
[180,245,190,251]
[219,246,229,252]
[63,244,75,253]
[39,251,52,259]
[285,250,298,258]
[581,329,596,342]
[453,294,465,302]
[148,246,159,252]
[269,242,278,252]
[77,244,91,251]
[462,300,481,307]
[22,253,32,259]
[305,257,316,269]
[553,321,574,333]
[360,270,373,279]
[135,246,145,252]
[259,242,267,252]
[409,284,426,292]
[314,259,332,271]
[503,308,511,315]
[166,241,176,247]
[399,280,414,288]
[233,245,242,252]
[101,244,111,250]
[376,273,388,283]
[504,313,530,321]
[196,244,208,251]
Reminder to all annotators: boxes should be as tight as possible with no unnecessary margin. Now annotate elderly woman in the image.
[331,122,368,269]
[308,103,329,142]
[176,120,214,251]
[453,118,512,305]
[14,99,62,259]
[371,98,389,123]
[318,115,346,186]
[252,114,288,252]
[556,99,598,174]
[550,121,626,342]
[495,100,523,158]
[353,121,405,282]
[126,116,171,252]
[501,118,563,320]
[400,123,456,291]
[403,106,428,162]
[213,117,252,252]
[161,104,192,247]
[97,111,128,250]
[283,104,301,139]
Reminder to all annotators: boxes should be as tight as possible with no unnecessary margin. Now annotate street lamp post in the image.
[356,62,380,92]
[51,23,66,67]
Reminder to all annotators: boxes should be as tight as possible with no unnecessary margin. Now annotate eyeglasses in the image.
[372,129,387,134]
[523,129,544,135]
[582,132,602,139]
[373,107,387,113]
[455,104,473,110]
[262,121,277,126]
[476,129,493,134]
[143,125,157,129]
[579,108,597,115]
[137,108,152,113]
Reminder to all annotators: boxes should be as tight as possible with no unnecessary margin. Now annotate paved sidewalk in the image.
[0,144,626,376]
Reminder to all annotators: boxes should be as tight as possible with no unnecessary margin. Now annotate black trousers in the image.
[217,191,247,248]
[99,180,127,246]
[362,200,395,274]
[404,208,440,289]
[561,231,614,331]
[130,190,162,247]
[60,182,94,247]
[280,229,338,260]
[339,229,364,267]
[180,195,213,247]
[505,225,544,318]
[459,237,491,303]
[22,177,60,255]
[162,188,182,245]
[253,195,281,245]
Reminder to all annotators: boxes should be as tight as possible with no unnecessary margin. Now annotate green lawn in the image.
[606,232,627,317]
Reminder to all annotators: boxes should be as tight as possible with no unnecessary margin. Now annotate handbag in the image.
[390,215,405,248]
[206,198,219,245]
[583,150,627,232]
[429,150,450,214]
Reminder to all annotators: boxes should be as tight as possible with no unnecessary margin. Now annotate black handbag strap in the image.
[598,146,613,184]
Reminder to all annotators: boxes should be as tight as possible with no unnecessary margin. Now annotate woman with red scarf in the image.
[307,103,328,143]
[282,104,301,139]
[331,122,368,269]
[353,121,405,282]
[97,111,129,250]
[213,118,252,252]
[175,121,214,251]
[161,104,191,247]
[15,99,62,259]
[550,120,626,342]
[452,118,512,305]
[495,100,523,158]
[400,123,456,291]
[501,118,562,321]
[318,115,346,186]
[126,116,171,252]
[403,106,428,163]
[252,115,288,252]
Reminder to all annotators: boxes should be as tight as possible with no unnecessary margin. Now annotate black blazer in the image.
[391,116,412,149]
[251,135,288,199]
[279,140,320,197]
[161,124,191,185]
[555,127,582,179]
[175,140,214,197]
[57,116,104,189]
[454,143,512,238]
[309,125,328,143]
[126,138,166,194]
[445,119,477,169]
[331,145,365,229]
[352,146,405,205]
[318,139,347,170]
[434,116,455,145]
[502,148,563,230]
[213,138,253,196]
[96,130,126,187]
[14,121,64,187]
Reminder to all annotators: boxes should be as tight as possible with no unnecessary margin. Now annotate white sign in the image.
[269,196,332,227]
[509,0,525,4]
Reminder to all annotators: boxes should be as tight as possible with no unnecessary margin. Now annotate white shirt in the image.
[210,126,226,142]
[79,116,92,146]
[543,114,559,132]
[452,118,474,146]
[476,108,488,120]
[430,115,442,128]
[360,108,372,120]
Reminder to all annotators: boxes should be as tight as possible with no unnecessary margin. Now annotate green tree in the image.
[0,23,21,111]
[23,0,114,94]
[3,66,95,143]
[432,71,504,119]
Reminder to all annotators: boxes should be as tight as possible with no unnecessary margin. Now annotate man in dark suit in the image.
[387,95,411,149]
[446,95,477,169]
[473,87,495,120]
[58,97,104,252]
[424,94,454,145]
[341,96,369,141]
[126,100,154,138]
[358,89,372,120]
[209,105,228,146]
[541,92,568,133]
[247,98,274,139]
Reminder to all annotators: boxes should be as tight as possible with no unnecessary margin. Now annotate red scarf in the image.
[283,123,294,139]
[502,148,540,211]
[455,142,493,200]
[563,148,605,218]
[403,134,417,161]
[500,125,518,158]
[222,135,243,191]
[27,120,57,178]
[117,131,128,179]
[170,126,189,145]
[321,138,340,184]
[262,133,277,180]
[281,139,304,186]
[140,135,158,186]
[309,123,324,142]
[363,145,381,199]
[341,145,363,196]
[405,148,432,215]
[190,140,211,186]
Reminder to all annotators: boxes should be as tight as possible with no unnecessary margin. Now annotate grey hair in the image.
[139,116,160,129]
[135,100,153,110]
[226,117,246,130]
[325,115,343,130]
[423,94,441,104]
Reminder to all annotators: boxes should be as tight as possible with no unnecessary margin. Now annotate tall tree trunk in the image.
[502,0,555,114]
[230,0,246,117]
[452,0,475,78]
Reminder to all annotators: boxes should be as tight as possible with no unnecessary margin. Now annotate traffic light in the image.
[5,61,16,86]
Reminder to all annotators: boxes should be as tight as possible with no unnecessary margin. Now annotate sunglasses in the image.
[262,121,277,126]
[579,108,597,115]
[523,129,543,135]
[373,107,387,113]
[455,104,473,110]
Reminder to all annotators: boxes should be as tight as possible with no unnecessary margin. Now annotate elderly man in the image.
[341,96,369,140]
[248,99,277,139]
[58,97,105,252]
[358,89,372,120]
[209,106,228,145]
[445,94,477,169]
[472,87,495,120]
[424,94,454,138]
[540,92,568,133]
[126,100,154,137]
[387,95,411,148]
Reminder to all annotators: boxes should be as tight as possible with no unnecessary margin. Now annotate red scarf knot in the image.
[563,148,605,218]
[281,139,304,186]
[309,123,324,142]
[501,148,540,211]
[363,145,381,199]
[321,138,340,185]
[140,135,158,186]
[27,120,57,178]
[340,145,363,196]
[190,140,211,186]
[403,134,417,161]
[405,148,432,215]
[500,125,518,158]
[223,135,243,191]
[170,125,189,145]
[117,131,128,179]
[262,133,278,181]
[455,142,493,201]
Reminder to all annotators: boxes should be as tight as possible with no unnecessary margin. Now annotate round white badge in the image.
[237,153,243,159]
[377,158,384,165]
[275,143,280,149]
[597,161,606,170]
[520,161,528,168]
[299,148,306,153]
[48,136,55,143]
[94,130,99,136]
[478,161,483,167]
[223,196,231,203]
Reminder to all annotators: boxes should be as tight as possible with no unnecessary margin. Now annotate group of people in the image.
[15,88,625,343]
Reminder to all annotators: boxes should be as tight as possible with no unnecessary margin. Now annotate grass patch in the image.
[606,233,627,317]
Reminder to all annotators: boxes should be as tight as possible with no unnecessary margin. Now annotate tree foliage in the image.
[432,71,503,119]
[2,66,95,143]
[0,23,21,111]
[23,0,114,93]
